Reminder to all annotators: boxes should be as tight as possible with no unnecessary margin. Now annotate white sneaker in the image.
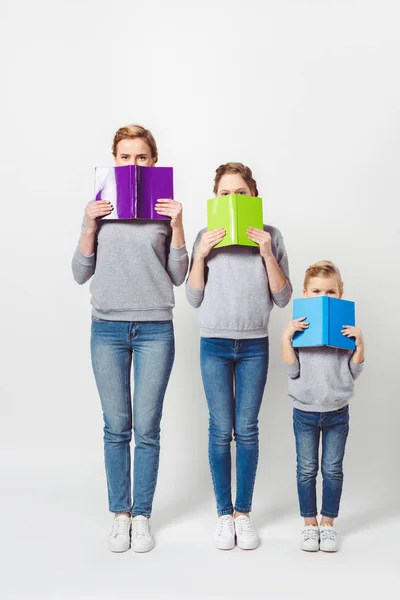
[234,515,258,550]
[107,515,131,552]
[215,515,235,550]
[300,525,319,552]
[319,524,338,552]
[131,516,154,553]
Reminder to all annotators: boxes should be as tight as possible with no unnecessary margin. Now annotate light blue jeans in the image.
[200,337,269,516]
[91,318,175,517]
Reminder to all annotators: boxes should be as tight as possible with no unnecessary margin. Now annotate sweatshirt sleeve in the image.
[268,227,292,308]
[185,230,207,308]
[349,358,364,380]
[166,239,189,286]
[71,214,97,285]
[282,353,300,379]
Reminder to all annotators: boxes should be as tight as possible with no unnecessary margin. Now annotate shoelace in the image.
[303,528,318,541]
[112,518,130,538]
[217,516,234,536]
[235,517,254,536]
[133,518,149,538]
[320,527,336,541]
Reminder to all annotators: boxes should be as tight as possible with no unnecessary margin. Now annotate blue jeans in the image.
[293,406,349,519]
[200,337,269,516]
[91,318,175,517]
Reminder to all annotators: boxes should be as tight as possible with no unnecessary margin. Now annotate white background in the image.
[2,1,399,598]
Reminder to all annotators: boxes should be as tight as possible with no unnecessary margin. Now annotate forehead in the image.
[116,137,151,155]
[306,275,339,288]
[217,173,248,190]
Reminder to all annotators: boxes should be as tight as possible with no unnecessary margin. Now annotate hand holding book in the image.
[85,200,114,233]
[342,325,365,364]
[283,317,309,342]
[341,326,363,347]
[247,228,273,258]
[195,229,226,260]
[155,199,183,228]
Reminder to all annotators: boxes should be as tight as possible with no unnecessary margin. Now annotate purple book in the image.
[95,165,173,220]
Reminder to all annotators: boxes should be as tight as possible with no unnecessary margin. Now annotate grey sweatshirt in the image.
[283,347,364,412]
[185,225,292,339]
[72,218,189,321]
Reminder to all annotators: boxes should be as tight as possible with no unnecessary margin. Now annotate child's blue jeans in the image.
[293,405,349,518]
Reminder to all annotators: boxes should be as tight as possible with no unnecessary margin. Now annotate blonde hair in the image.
[112,124,158,163]
[213,162,259,196]
[304,260,344,294]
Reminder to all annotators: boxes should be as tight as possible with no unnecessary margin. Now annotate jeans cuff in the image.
[132,511,151,518]
[218,508,234,517]
[109,507,132,515]
[300,511,318,518]
[320,510,338,518]
[234,506,251,514]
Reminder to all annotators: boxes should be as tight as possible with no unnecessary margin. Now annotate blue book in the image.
[292,297,356,350]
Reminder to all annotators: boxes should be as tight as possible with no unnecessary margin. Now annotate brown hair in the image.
[112,124,158,163]
[304,260,344,294]
[213,162,259,196]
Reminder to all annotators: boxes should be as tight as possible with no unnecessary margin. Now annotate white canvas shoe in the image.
[107,515,131,553]
[319,524,338,552]
[131,516,155,553]
[215,515,235,550]
[234,515,258,550]
[300,525,319,552]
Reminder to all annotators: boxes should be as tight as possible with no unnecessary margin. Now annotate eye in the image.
[138,155,147,161]
[120,155,129,160]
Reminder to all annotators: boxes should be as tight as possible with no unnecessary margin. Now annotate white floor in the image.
[2,464,399,600]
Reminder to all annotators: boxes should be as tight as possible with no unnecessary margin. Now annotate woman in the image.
[72,124,188,553]
[186,162,292,550]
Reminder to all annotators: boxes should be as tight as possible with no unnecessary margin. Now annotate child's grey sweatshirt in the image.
[72,218,188,321]
[283,347,364,412]
[185,225,292,339]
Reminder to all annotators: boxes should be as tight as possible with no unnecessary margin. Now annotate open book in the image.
[292,297,356,350]
[207,194,263,248]
[94,165,173,220]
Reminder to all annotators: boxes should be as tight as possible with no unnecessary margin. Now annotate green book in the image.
[207,194,263,248]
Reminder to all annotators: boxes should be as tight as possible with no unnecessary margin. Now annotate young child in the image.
[281,261,364,552]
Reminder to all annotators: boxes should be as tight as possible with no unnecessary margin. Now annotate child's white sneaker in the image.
[131,515,154,553]
[319,524,338,552]
[215,515,235,550]
[300,525,319,552]
[107,514,131,552]
[234,515,258,550]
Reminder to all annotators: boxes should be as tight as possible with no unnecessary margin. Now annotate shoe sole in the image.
[131,542,155,553]
[237,541,258,550]
[301,546,319,552]
[320,546,337,552]
[108,543,131,553]
[215,540,235,550]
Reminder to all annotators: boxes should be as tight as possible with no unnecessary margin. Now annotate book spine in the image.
[133,165,139,218]
[322,297,329,345]
[232,195,238,244]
